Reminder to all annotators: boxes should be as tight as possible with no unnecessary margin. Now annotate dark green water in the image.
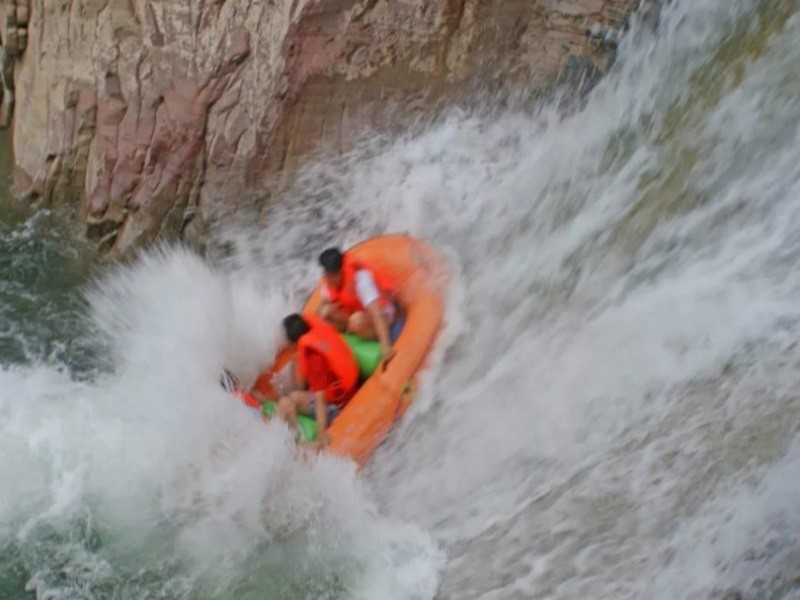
[3,1,800,598]
[0,132,97,376]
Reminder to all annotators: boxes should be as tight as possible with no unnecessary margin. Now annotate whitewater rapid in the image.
[2,0,800,598]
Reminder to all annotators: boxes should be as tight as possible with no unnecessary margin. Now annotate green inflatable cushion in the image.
[262,401,318,442]
[342,332,382,378]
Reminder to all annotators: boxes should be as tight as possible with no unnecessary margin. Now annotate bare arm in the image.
[318,300,349,332]
[366,300,394,360]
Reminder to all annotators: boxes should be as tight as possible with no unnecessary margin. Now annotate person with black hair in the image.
[317,247,397,363]
[274,312,360,447]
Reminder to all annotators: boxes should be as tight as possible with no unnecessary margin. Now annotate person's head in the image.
[319,247,344,289]
[283,313,310,346]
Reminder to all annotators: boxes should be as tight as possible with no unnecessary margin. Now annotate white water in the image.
[3,0,800,598]
[0,250,444,598]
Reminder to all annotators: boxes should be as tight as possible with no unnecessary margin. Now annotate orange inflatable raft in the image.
[250,234,447,466]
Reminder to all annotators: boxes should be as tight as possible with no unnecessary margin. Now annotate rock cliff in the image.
[2,0,637,255]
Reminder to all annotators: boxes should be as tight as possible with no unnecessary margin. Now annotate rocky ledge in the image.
[1,0,637,256]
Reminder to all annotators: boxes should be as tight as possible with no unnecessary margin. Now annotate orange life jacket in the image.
[296,313,359,403]
[325,254,394,315]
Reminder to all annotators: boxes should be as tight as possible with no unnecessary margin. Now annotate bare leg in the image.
[347,311,378,340]
[319,302,349,331]
[276,390,313,430]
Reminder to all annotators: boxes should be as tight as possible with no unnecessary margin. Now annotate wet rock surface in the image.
[7,0,636,255]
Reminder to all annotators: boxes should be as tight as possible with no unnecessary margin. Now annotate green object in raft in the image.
[261,401,318,442]
[342,333,382,378]
[258,334,380,444]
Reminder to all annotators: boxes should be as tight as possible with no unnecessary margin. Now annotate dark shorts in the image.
[390,311,406,343]
[306,397,343,423]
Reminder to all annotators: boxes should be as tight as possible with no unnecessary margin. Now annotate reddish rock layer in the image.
[6,0,636,255]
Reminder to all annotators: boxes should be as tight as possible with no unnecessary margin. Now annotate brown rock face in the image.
[0,1,31,128]
[8,0,636,256]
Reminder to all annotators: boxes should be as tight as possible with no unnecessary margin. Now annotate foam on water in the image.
[2,0,800,598]
[0,249,444,598]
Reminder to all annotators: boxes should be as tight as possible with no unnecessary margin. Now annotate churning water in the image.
[2,1,800,598]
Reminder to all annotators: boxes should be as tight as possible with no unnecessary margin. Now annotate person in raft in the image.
[317,247,396,363]
[275,312,360,447]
